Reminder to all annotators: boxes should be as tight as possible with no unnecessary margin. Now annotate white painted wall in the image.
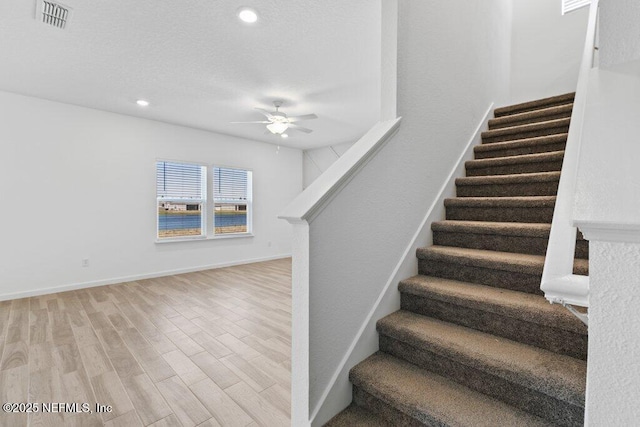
[510,0,589,104]
[306,1,512,423]
[0,90,302,299]
[585,241,640,424]
[573,0,640,225]
[303,142,354,189]
[573,68,640,225]
[571,1,640,421]
[599,0,640,68]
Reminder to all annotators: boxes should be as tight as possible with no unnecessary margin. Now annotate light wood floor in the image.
[0,258,292,427]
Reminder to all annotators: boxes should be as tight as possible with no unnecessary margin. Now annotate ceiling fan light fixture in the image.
[267,122,289,135]
[238,8,258,23]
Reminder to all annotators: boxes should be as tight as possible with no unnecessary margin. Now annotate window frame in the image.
[155,159,254,243]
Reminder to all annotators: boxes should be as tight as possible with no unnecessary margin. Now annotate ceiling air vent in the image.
[37,1,71,29]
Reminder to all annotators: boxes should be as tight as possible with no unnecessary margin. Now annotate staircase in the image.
[326,93,588,427]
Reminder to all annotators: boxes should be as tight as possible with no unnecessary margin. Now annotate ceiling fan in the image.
[232,101,318,136]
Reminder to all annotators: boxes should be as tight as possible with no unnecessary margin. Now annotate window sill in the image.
[155,233,254,244]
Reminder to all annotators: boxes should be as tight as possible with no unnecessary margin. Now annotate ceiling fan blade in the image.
[288,113,318,123]
[289,123,313,134]
[230,121,271,124]
[255,107,275,120]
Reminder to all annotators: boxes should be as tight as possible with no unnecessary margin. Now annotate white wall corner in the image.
[381,0,398,121]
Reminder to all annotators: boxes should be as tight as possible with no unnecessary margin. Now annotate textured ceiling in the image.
[0,0,381,149]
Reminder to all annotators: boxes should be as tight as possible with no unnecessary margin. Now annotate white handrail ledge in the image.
[541,0,599,309]
[543,275,590,307]
[279,117,402,223]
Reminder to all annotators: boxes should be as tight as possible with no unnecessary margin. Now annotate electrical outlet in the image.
[82,258,89,267]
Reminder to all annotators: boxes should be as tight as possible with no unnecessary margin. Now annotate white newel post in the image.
[289,220,310,427]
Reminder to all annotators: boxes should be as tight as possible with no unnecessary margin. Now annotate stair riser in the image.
[576,231,589,258]
[324,405,393,427]
[475,141,567,159]
[418,259,542,294]
[456,181,559,197]
[432,231,589,258]
[482,125,569,144]
[433,231,549,256]
[400,293,587,359]
[466,160,563,176]
[489,111,572,130]
[446,206,554,223]
[351,386,428,427]
[379,336,584,427]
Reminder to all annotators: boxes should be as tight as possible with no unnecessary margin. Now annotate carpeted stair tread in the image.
[350,353,554,427]
[445,195,556,208]
[464,151,564,174]
[445,196,557,223]
[377,311,586,407]
[456,171,561,197]
[398,275,587,334]
[456,171,560,186]
[432,220,552,255]
[432,220,550,238]
[489,104,573,129]
[474,134,568,159]
[417,246,588,276]
[399,276,588,359]
[481,118,571,144]
[418,246,546,275]
[431,220,589,258]
[324,404,394,427]
[494,93,575,117]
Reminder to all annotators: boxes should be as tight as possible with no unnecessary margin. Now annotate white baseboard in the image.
[310,103,494,426]
[0,254,291,301]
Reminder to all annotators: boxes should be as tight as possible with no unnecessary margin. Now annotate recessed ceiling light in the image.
[238,8,258,23]
[136,99,150,107]
[281,134,289,139]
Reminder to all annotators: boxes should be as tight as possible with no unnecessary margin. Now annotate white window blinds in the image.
[562,0,590,15]
[156,161,204,199]
[213,167,249,201]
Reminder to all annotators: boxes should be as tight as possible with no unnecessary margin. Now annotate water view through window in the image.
[158,201,203,238]
[156,162,251,239]
[214,203,248,234]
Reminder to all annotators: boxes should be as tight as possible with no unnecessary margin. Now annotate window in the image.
[213,167,252,235]
[155,161,252,241]
[156,161,206,240]
[562,0,590,15]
